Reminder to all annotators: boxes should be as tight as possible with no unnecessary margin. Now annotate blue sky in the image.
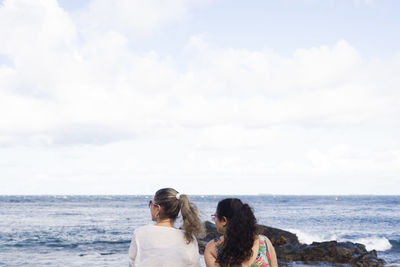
[0,0,399,195]
[54,0,400,58]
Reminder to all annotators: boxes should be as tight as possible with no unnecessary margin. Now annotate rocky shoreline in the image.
[198,221,385,267]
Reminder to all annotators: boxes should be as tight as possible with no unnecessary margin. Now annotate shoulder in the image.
[133,224,155,236]
[204,239,219,265]
[205,239,216,252]
[205,235,223,256]
[258,234,275,252]
[205,235,222,253]
[213,235,224,246]
[258,235,272,247]
[135,224,153,231]
[258,234,270,244]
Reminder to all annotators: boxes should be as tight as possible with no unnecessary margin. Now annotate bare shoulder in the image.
[205,239,216,255]
[205,235,223,251]
[204,239,220,267]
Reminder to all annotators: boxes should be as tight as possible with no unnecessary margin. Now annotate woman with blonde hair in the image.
[128,188,204,267]
[204,198,278,267]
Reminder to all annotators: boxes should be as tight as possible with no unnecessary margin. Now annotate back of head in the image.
[154,188,204,243]
[216,198,257,265]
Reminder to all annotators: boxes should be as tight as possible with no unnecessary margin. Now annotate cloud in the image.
[0,2,398,147]
[0,0,399,194]
[75,0,210,35]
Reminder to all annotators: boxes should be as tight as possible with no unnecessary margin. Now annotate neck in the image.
[156,218,175,228]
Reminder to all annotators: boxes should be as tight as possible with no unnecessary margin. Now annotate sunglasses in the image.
[148,200,158,207]
[211,213,217,222]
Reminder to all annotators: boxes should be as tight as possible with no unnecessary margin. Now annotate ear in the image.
[154,204,161,216]
[221,216,228,227]
[156,204,161,212]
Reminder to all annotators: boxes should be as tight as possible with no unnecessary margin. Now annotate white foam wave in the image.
[287,229,392,251]
[287,229,337,245]
[350,237,392,251]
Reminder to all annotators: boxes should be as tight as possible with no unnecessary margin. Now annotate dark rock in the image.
[256,224,300,246]
[350,250,386,267]
[198,221,386,267]
[197,221,219,254]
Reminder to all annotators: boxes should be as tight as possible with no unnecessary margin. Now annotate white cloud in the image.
[76,0,210,35]
[0,0,399,194]
[0,0,76,57]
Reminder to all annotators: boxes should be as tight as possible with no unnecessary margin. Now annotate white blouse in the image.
[128,224,201,267]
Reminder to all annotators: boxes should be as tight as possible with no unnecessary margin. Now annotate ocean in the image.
[0,195,399,266]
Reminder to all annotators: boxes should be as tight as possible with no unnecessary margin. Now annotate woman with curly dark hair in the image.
[204,198,278,267]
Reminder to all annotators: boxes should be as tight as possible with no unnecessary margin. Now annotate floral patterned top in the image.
[214,234,271,267]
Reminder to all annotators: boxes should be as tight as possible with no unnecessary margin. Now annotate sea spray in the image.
[288,229,392,251]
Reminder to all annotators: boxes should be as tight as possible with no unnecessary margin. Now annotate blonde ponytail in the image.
[153,188,205,243]
[179,194,205,243]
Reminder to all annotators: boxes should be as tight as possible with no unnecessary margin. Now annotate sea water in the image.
[0,195,399,266]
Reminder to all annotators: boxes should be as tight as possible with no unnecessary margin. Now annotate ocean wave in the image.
[350,237,392,251]
[90,240,131,245]
[45,239,131,249]
[288,228,337,244]
[1,237,131,249]
[287,229,394,251]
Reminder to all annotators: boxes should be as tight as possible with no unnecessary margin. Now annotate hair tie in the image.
[176,193,181,200]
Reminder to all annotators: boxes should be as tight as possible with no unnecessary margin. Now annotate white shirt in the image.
[128,224,201,267]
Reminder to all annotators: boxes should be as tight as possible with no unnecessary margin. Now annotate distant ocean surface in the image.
[0,195,399,267]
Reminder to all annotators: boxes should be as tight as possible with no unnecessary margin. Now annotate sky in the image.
[0,0,399,195]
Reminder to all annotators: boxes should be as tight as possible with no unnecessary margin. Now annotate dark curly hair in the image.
[216,198,257,265]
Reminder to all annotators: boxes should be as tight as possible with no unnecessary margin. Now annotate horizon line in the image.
[1,194,399,196]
